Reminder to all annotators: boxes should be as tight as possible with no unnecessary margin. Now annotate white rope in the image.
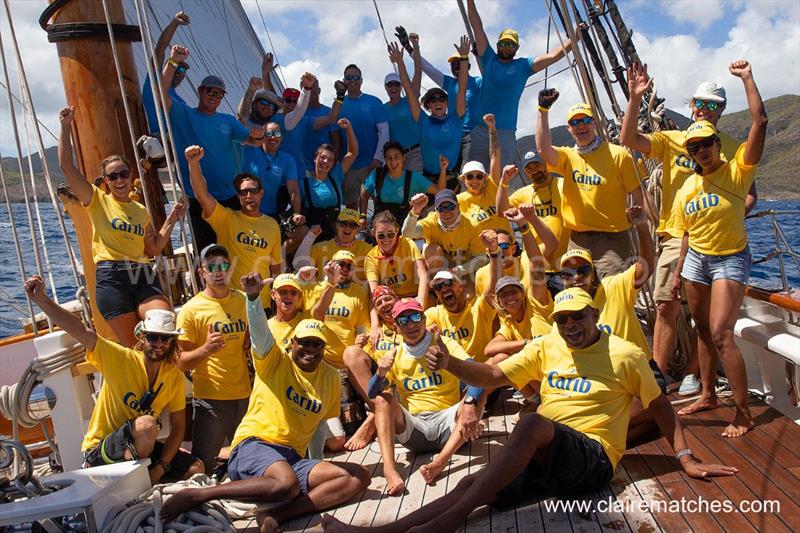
[543,0,586,102]
[254,0,287,87]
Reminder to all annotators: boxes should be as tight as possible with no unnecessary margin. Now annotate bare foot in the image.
[159,488,206,522]
[345,414,376,451]
[722,409,754,438]
[322,513,367,532]
[419,460,445,485]
[385,468,405,496]
[258,513,281,533]
[677,396,718,416]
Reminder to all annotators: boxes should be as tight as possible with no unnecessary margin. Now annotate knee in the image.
[343,346,366,368]
[273,476,301,501]
[133,415,159,440]
[710,326,734,353]
[352,464,372,490]
[455,472,479,491]
[184,459,205,479]
[511,412,549,438]
[373,392,393,411]
[656,300,679,320]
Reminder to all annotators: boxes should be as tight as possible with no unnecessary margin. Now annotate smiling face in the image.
[555,306,600,349]
[497,285,525,316]
[437,201,460,226]
[385,80,402,101]
[142,334,177,362]
[560,257,596,294]
[425,93,449,117]
[291,336,325,372]
[566,115,597,147]
[432,278,464,312]
[200,253,232,290]
[462,170,486,195]
[690,99,725,125]
[236,177,263,215]
[103,159,132,201]
[374,293,398,323]
[253,98,276,122]
[344,66,363,96]
[272,286,302,317]
[384,147,404,174]
[314,147,336,176]
[524,161,549,186]
[263,122,283,153]
[374,221,399,253]
[686,136,722,171]
[395,310,427,345]
[198,86,224,113]
[336,218,359,244]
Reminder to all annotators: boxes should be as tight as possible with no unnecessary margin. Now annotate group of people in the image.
[34,1,771,530]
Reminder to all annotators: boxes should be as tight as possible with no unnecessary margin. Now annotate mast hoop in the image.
[45,23,141,44]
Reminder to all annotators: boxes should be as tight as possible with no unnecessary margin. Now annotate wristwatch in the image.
[464,395,477,405]
[152,458,171,472]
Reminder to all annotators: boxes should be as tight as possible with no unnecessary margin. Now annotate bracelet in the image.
[518,224,531,235]
[675,448,694,461]
[537,105,550,112]
[335,97,345,103]
[151,458,171,472]
[487,251,499,258]
[325,280,337,289]
[168,59,179,68]
[500,182,510,189]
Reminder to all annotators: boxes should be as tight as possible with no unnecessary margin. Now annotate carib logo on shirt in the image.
[535,203,558,218]
[285,385,323,414]
[123,391,155,416]
[237,230,269,249]
[403,368,444,391]
[110,216,144,237]
[684,193,720,216]
[441,326,470,341]
[572,170,604,187]
[547,371,592,394]
[211,314,247,335]
[474,205,498,222]
[675,154,695,171]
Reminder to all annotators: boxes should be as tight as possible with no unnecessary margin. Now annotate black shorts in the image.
[95,261,164,319]
[495,421,613,509]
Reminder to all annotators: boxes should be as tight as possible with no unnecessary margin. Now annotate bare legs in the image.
[372,392,409,496]
[343,346,378,450]
[105,295,172,347]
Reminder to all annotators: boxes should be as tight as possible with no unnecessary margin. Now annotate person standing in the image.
[383,31,423,172]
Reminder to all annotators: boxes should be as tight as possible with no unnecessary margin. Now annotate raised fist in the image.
[337,118,351,130]
[729,60,751,78]
[59,106,75,125]
[184,145,204,161]
[174,11,190,25]
[483,113,496,128]
[170,45,189,63]
[538,88,559,109]
[409,193,428,215]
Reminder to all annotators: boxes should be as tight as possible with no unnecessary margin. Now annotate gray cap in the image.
[200,243,229,262]
[495,276,525,294]
[199,75,226,92]
[434,189,458,210]
[521,151,543,167]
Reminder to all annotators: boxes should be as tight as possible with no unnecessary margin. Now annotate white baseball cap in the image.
[692,82,726,103]
[460,161,487,176]
[138,309,183,336]
[384,72,401,85]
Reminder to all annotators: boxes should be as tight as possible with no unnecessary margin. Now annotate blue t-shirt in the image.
[275,113,312,177]
[142,76,186,134]
[169,99,250,200]
[384,97,420,149]
[340,93,389,169]
[364,169,433,205]
[478,47,534,131]
[300,165,345,209]
[241,146,298,215]
[417,113,465,175]
[442,75,482,134]
[303,104,336,164]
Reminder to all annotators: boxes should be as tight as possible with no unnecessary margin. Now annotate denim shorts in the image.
[681,246,751,286]
[227,437,320,494]
[95,261,164,319]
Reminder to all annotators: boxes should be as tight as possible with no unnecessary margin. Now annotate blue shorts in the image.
[681,246,751,286]
[95,261,164,319]
[227,437,320,495]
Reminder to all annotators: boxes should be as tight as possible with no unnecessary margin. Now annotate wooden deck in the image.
[234,389,800,532]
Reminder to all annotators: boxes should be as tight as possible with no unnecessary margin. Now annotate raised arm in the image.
[57,107,93,206]
[409,33,423,97]
[627,206,655,289]
[241,273,275,357]
[339,118,359,174]
[311,262,342,321]
[507,206,551,304]
[238,77,264,126]
[420,55,445,87]
[184,146,217,218]
[283,74,314,131]
[485,114,501,180]
[402,193,428,238]
[389,42,421,122]
[24,276,97,350]
[535,89,560,166]
[292,225,321,270]
[620,62,654,155]
[495,164,516,215]
[730,60,768,166]
[144,201,185,257]
[312,81,346,131]
[154,11,189,67]
[480,230,502,298]
[454,36,469,118]
[160,45,189,112]
[466,0,489,56]
[261,52,277,94]
[532,34,575,73]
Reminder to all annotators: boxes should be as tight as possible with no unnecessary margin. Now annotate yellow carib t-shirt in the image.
[474,255,531,296]
[82,337,185,451]
[497,293,554,341]
[309,282,371,368]
[205,204,282,306]
[364,324,401,364]
[508,177,570,271]
[365,237,423,298]
[671,144,756,256]
[424,295,497,362]
[498,330,661,468]
[86,185,151,263]
[418,212,484,265]
[647,130,741,239]
[309,239,373,284]
[230,342,340,456]
[593,265,650,357]
[177,290,251,400]
[253,313,304,375]
[386,335,471,415]
[551,144,639,233]
[457,177,513,234]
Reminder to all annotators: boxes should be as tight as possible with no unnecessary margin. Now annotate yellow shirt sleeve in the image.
[204,202,230,230]
[620,347,662,410]
[618,148,640,193]
[497,339,543,390]
[730,143,757,189]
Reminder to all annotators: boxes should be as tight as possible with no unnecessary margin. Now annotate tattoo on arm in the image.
[489,127,499,157]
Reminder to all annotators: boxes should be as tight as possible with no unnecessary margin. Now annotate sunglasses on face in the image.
[437,202,457,213]
[385,81,401,88]
[344,75,362,81]
[337,260,354,270]
[498,241,511,251]
[568,116,594,127]
[497,41,517,48]
[464,173,485,181]
[296,337,325,348]
[105,169,131,182]
[205,262,231,273]
[376,231,396,240]
[431,279,455,291]
[395,311,423,326]
[238,187,262,197]
[145,333,173,343]
[256,98,270,106]
[205,89,225,99]
[176,64,190,74]
[559,264,593,280]
[338,220,360,229]
[264,130,282,139]
[553,309,589,325]
[686,136,718,155]
[693,99,720,112]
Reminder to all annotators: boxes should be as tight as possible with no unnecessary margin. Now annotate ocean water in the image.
[1,200,798,338]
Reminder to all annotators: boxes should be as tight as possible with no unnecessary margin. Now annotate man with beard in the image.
[321,288,737,533]
[237,54,280,128]
[497,154,570,296]
[160,273,370,532]
[23,276,203,485]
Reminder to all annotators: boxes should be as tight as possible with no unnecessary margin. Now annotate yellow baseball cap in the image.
[294,319,327,342]
[682,120,718,146]
[566,103,594,122]
[272,273,302,293]
[447,53,463,63]
[498,29,519,45]
[549,288,596,320]
[332,249,356,263]
[560,248,594,267]
[338,208,361,224]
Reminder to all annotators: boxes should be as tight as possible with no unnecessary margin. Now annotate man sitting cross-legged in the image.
[160,274,370,532]
[366,298,485,495]
[323,287,737,533]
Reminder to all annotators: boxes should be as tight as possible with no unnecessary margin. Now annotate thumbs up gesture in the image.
[425,329,450,371]
[203,323,226,355]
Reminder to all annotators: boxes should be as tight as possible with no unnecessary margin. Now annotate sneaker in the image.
[678,374,701,396]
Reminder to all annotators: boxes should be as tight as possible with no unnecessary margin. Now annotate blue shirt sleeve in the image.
[373,97,389,123]
[409,171,433,194]
[364,170,377,195]
[230,115,250,142]
[283,154,298,182]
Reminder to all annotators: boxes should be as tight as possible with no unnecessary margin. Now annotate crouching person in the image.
[159,273,370,531]
[23,276,203,485]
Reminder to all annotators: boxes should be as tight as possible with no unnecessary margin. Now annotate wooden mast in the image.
[44,0,164,340]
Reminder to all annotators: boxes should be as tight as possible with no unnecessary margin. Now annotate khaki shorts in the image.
[344,166,372,208]
[653,237,682,302]
[397,402,460,453]
[568,229,635,279]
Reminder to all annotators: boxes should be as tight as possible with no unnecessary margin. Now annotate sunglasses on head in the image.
[568,116,593,127]
[264,130,282,139]
[559,264,593,280]
[296,337,325,348]
[686,136,718,155]
[395,311,423,326]
[376,231,396,241]
[553,308,589,325]
[205,262,230,273]
[437,202,457,213]
[464,173,485,181]
[693,99,721,112]
[497,41,517,48]
[238,186,262,197]
[344,75,362,81]
[105,169,131,182]
[205,88,225,99]
[145,333,173,343]
[385,81,401,88]
[338,220,360,229]
[432,279,455,291]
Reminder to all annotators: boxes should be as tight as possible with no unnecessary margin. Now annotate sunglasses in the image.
[264,130,282,139]
[145,333,173,343]
[376,231,396,241]
[436,202,457,213]
[238,187,262,197]
[105,169,131,182]
[256,98,271,106]
[553,309,589,325]
[296,337,325,348]
[283,98,297,104]
[686,136,718,155]
[559,264,593,280]
[693,99,721,112]
[427,95,447,104]
[395,311,423,326]
[344,75,362,81]
[464,173,485,181]
[337,260,354,270]
[568,116,594,127]
[498,241,511,251]
[431,279,455,291]
[205,89,225,99]
[385,81,401,88]
[176,64,190,74]
[497,41,517,48]
[205,262,231,273]
[338,220,360,229]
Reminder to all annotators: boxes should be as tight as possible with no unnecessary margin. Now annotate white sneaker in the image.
[678,374,701,396]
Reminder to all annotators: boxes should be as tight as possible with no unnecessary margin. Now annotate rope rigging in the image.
[255,0,287,87]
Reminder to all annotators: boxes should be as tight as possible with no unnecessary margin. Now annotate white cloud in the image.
[658,0,729,31]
